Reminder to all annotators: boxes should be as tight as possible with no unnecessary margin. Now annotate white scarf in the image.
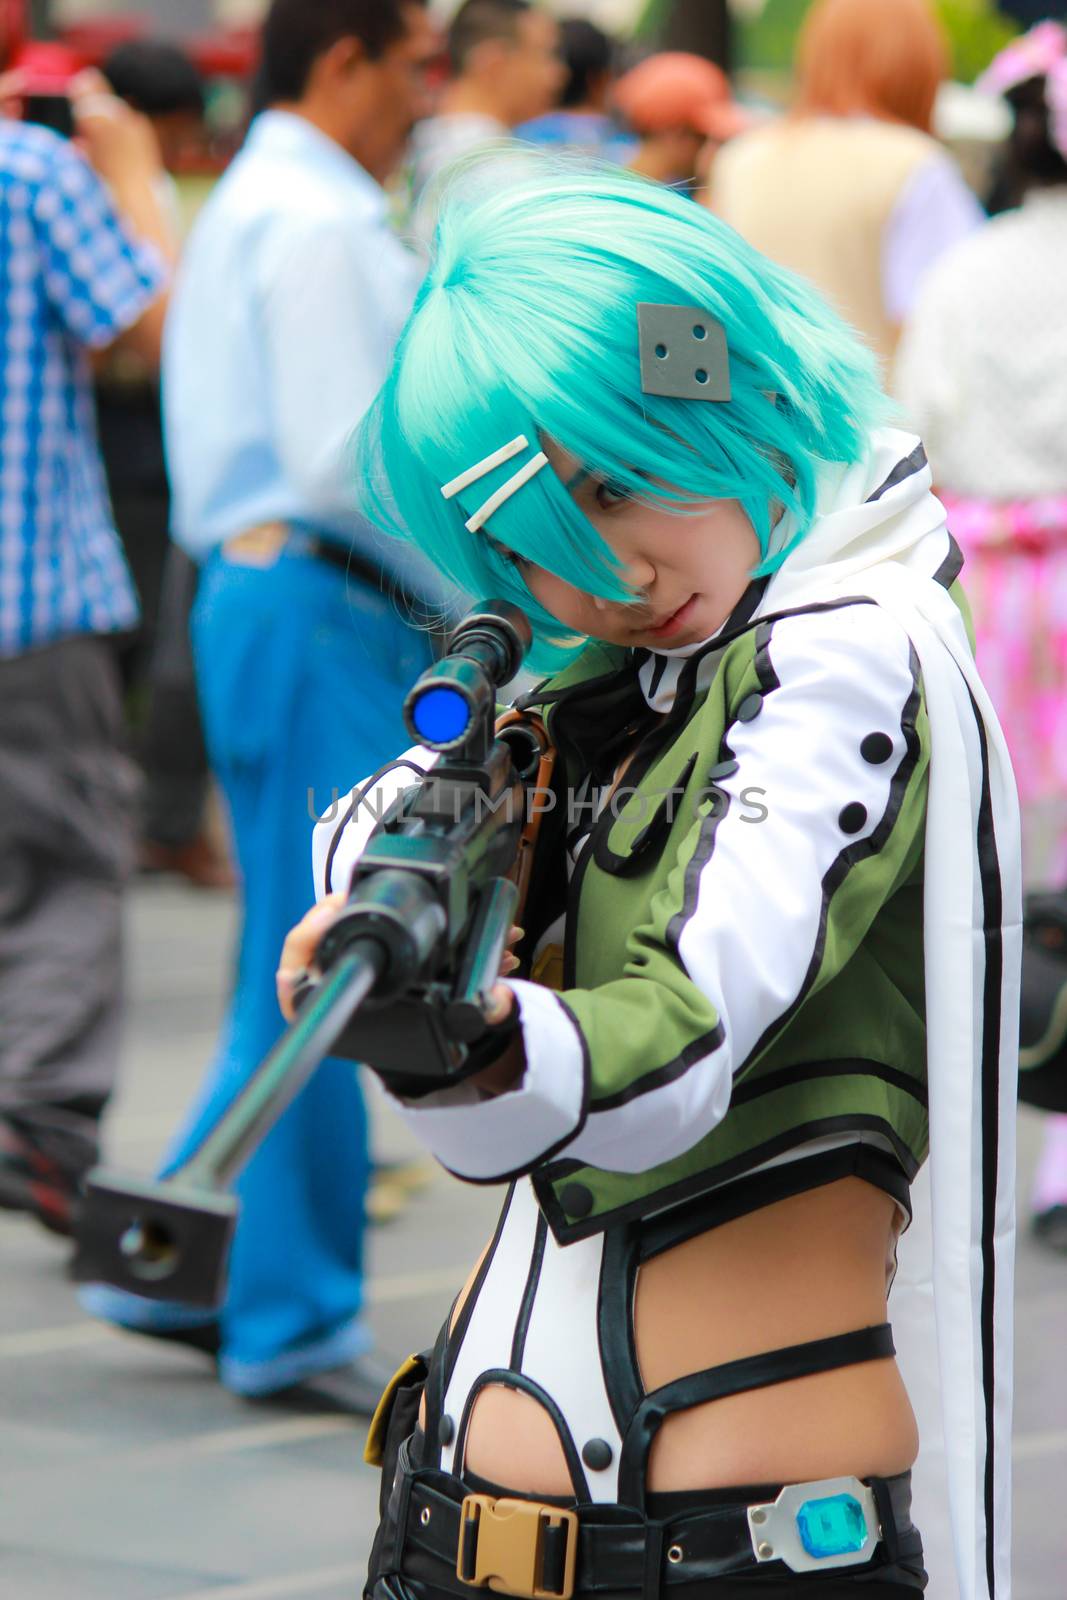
[639,428,1022,1599]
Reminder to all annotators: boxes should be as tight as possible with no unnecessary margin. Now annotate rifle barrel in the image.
[178,939,386,1193]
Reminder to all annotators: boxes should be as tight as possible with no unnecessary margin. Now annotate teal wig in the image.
[357,156,892,670]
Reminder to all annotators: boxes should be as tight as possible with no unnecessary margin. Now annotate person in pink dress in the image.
[897,21,1067,1249]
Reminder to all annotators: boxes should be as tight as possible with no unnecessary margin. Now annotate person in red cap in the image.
[613,50,751,193]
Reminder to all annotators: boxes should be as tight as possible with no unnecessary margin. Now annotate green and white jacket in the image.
[316,429,1021,1600]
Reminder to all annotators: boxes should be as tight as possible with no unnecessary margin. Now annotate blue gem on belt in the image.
[795,1492,868,1559]
[747,1476,880,1574]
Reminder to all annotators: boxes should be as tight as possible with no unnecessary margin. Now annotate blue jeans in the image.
[82,547,433,1392]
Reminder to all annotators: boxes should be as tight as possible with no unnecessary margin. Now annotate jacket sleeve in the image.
[312,745,439,899]
[387,603,931,1183]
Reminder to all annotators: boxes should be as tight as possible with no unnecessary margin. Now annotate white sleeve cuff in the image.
[312,745,438,900]
[380,979,589,1182]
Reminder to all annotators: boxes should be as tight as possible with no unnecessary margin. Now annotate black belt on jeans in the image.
[299,534,445,642]
[388,1452,920,1599]
[303,534,390,590]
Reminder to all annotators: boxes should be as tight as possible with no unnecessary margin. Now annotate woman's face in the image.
[504,440,762,651]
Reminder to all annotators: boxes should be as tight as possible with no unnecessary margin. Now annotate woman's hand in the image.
[468,927,524,1095]
[276,906,525,1092]
[276,893,346,1021]
[482,923,522,1026]
[69,69,163,187]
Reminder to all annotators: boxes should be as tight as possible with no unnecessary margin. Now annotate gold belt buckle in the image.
[456,1494,578,1600]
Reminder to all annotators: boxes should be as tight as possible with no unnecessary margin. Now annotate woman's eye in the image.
[489,539,526,567]
[594,480,631,511]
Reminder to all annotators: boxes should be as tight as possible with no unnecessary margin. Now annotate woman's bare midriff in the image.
[422,1177,918,1496]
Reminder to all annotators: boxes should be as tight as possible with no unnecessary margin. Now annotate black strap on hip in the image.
[421,1316,453,1467]
[394,1462,918,1597]
[617,1323,895,1507]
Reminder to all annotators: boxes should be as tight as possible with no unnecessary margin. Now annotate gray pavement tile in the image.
[0,1546,228,1600]
[0,1334,223,1447]
[0,1418,106,1476]
[3,1448,373,1578]
[1014,1313,1067,1439]
[1009,1456,1067,1600]
[0,1238,76,1334]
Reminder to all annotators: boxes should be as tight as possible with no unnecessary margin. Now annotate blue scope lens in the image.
[410,685,472,746]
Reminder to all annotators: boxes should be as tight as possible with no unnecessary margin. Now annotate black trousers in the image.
[0,635,138,1167]
[139,545,210,849]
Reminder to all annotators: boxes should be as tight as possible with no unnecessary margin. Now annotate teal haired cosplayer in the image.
[357,157,892,670]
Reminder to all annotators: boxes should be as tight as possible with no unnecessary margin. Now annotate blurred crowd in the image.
[1,0,1066,1418]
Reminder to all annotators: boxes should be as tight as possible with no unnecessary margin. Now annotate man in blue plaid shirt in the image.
[0,65,172,1234]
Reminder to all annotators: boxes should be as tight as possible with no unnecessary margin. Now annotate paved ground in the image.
[1,879,1064,1598]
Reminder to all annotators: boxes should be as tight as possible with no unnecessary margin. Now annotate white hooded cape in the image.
[766,428,1021,1599]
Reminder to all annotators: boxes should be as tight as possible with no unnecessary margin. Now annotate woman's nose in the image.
[591,555,656,610]
[623,554,657,591]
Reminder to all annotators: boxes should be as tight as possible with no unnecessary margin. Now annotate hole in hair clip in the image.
[695,369,709,384]
[693,324,707,340]
[655,343,668,359]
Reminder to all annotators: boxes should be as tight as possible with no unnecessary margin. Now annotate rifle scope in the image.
[405,601,531,752]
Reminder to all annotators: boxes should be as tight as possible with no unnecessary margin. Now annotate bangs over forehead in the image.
[356,156,890,670]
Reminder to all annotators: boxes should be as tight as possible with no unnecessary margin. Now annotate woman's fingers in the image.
[483,981,517,1028]
[500,923,524,973]
[277,902,521,1021]
[276,894,346,1020]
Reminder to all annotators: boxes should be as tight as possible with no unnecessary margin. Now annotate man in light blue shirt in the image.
[81,0,441,1410]
[165,106,429,589]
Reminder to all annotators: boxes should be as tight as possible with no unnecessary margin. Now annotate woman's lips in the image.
[647,595,698,639]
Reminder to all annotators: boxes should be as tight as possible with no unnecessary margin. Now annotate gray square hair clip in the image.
[637,303,731,402]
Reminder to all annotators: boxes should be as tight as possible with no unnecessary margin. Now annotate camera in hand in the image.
[22,95,75,138]
[12,43,81,140]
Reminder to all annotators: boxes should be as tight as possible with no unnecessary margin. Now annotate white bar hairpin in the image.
[440,433,549,533]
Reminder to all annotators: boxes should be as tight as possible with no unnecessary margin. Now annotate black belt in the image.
[301,534,448,645]
[303,534,390,590]
[389,1454,919,1599]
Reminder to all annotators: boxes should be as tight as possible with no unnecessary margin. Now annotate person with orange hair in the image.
[613,50,751,192]
[708,0,982,371]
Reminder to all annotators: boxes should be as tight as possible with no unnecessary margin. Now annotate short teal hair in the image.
[358,157,891,670]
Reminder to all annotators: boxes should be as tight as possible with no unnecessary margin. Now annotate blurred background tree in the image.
[635,0,1021,85]
[936,1,1019,81]
[635,0,731,64]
